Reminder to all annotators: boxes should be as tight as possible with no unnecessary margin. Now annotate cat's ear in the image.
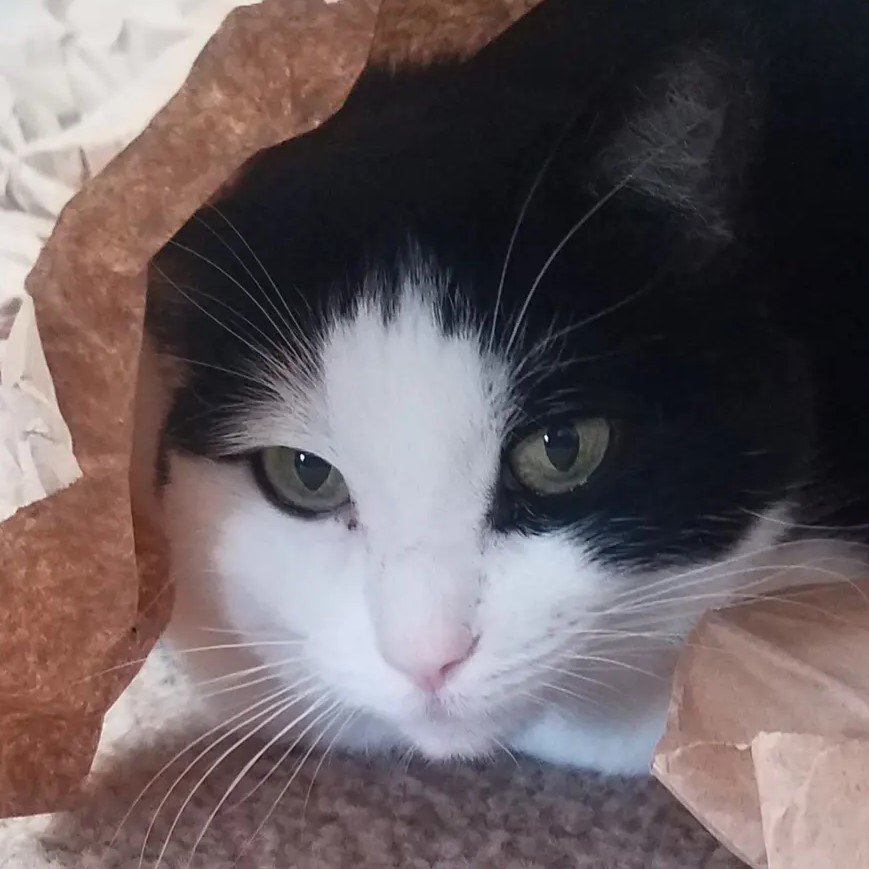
[596,46,760,240]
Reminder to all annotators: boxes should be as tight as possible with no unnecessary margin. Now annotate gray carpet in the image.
[0,649,743,868]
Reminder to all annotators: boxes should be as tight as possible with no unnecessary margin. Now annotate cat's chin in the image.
[400,722,497,762]
[393,704,522,762]
[383,691,531,762]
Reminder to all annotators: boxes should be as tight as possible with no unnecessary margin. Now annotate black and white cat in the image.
[142,0,869,775]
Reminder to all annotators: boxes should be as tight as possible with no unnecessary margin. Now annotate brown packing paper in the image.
[1,0,546,821]
[653,580,869,868]
[367,0,535,67]
[0,0,379,819]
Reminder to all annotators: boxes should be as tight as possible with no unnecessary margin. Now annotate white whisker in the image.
[488,128,565,354]
[229,700,344,867]
[227,699,340,810]
[198,672,287,702]
[536,664,624,694]
[166,238,316,367]
[149,685,320,869]
[205,203,316,324]
[742,508,869,534]
[555,654,664,681]
[610,558,869,615]
[301,708,358,821]
[505,182,639,355]
[489,732,521,768]
[72,641,303,685]
[539,680,604,710]
[112,683,299,852]
[185,696,339,868]
[605,539,869,610]
[195,655,304,689]
[151,262,287,384]
[505,115,725,355]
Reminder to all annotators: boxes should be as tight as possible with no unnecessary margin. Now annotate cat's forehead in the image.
[320,282,512,444]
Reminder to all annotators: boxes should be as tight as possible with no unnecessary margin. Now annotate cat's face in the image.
[166,283,626,758]
[151,35,812,761]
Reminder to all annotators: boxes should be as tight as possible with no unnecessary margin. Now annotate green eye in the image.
[256,446,350,515]
[509,418,611,495]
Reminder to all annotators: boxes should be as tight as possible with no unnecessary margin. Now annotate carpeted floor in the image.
[1,647,743,868]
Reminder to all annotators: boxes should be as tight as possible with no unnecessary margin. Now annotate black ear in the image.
[597,46,760,240]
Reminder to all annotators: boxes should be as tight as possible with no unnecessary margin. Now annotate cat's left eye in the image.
[254,446,350,516]
[508,418,611,496]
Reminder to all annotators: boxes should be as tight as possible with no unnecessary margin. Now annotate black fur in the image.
[149,0,869,569]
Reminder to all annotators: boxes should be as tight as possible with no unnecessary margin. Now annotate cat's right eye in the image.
[254,446,350,516]
[508,417,611,496]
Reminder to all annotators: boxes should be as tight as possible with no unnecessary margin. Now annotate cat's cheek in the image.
[202,498,418,713]
[162,460,412,717]
[476,531,615,653]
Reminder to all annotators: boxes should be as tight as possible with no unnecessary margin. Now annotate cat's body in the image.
[143,0,869,774]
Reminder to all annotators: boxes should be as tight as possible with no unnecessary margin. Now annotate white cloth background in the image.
[0,0,259,523]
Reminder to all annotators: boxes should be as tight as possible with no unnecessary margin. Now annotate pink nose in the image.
[390,633,479,693]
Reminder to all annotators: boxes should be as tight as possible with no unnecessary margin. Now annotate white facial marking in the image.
[162,264,864,773]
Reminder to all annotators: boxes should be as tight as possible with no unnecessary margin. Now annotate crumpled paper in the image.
[654,579,869,868]
[0,293,79,522]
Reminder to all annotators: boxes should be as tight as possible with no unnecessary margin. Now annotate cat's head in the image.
[148,22,811,762]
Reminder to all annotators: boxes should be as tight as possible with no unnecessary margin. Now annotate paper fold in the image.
[654,580,869,868]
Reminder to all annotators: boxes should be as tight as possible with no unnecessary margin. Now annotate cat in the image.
[139,0,869,775]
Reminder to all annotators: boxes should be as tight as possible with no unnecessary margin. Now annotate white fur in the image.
[162,270,865,775]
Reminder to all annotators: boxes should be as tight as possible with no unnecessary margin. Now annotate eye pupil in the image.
[543,426,580,472]
[294,451,332,491]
